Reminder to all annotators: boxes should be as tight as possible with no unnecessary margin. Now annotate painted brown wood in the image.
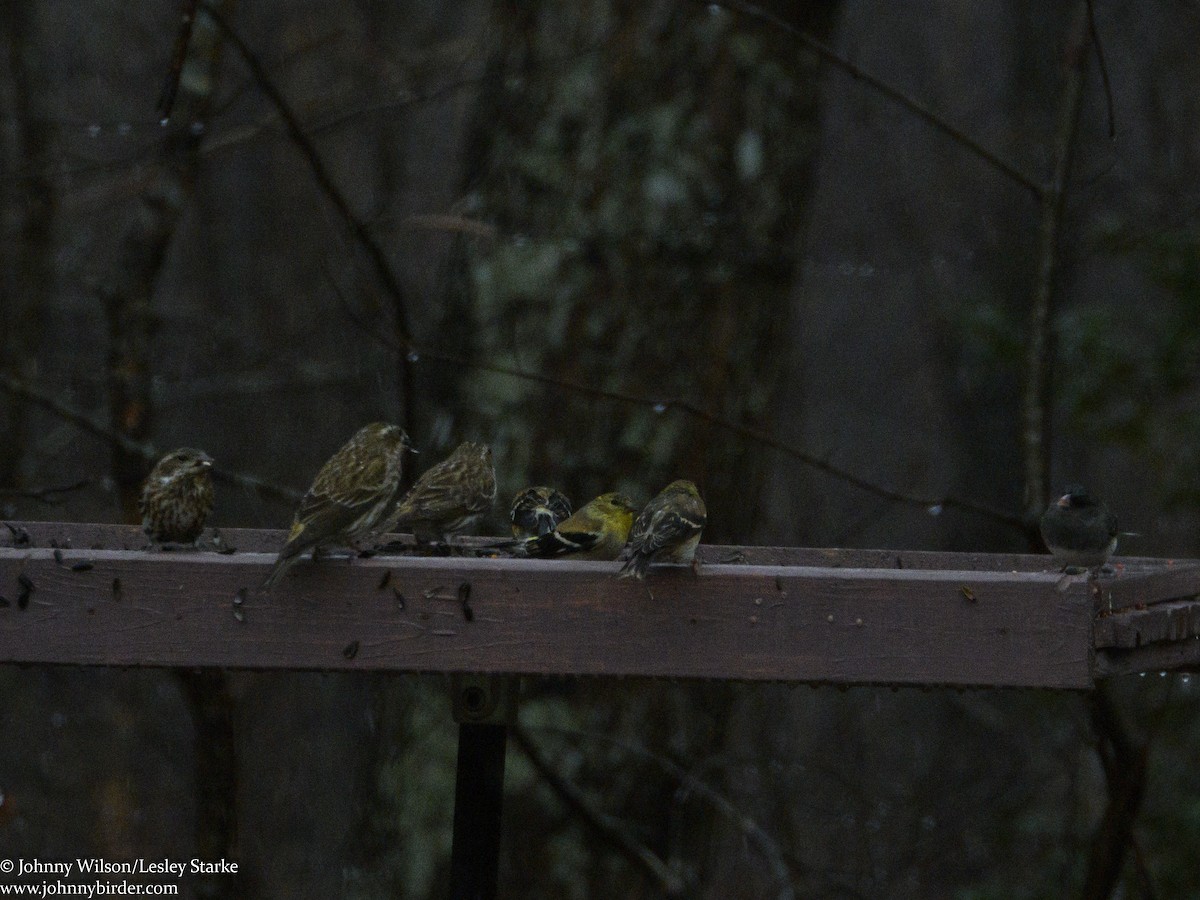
[3,521,1186,575]
[0,543,1094,688]
[1094,599,1200,649]
[1093,563,1200,613]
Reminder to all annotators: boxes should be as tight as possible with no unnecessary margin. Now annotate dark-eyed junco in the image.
[1039,484,1119,570]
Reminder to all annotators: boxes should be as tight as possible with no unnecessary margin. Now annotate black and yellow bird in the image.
[498,492,637,561]
[509,486,572,539]
[1039,484,1119,570]
[388,441,497,544]
[619,480,706,579]
[262,422,413,589]
[139,447,214,545]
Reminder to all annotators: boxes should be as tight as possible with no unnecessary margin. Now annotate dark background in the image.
[1,1,1198,897]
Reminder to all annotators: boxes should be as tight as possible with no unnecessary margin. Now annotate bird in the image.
[509,486,573,539]
[497,492,638,561]
[619,479,707,579]
[1039,484,1119,570]
[262,422,413,589]
[139,447,214,545]
[388,441,497,544]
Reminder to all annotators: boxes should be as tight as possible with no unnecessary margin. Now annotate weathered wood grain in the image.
[0,543,1093,688]
[1094,599,1200,649]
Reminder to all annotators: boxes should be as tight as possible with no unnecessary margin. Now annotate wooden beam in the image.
[0,534,1093,688]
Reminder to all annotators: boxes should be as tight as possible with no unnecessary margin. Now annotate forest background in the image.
[1,1,1199,897]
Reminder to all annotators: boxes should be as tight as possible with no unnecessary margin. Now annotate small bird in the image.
[619,480,707,579]
[1039,484,1119,570]
[139,447,214,545]
[509,486,573,539]
[389,441,497,544]
[263,422,413,589]
[499,492,637,561]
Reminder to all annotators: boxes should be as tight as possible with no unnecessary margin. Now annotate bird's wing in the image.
[634,506,705,557]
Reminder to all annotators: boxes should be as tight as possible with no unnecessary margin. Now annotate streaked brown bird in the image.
[389,441,497,544]
[139,447,214,545]
[262,422,413,589]
[500,492,637,561]
[619,479,706,579]
[509,486,572,539]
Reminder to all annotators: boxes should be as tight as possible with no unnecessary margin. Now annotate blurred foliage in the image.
[448,2,828,542]
[1057,227,1200,508]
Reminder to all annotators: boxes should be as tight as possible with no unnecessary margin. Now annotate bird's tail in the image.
[482,537,530,557]
[617,552,648,580]
[260,545,303,590]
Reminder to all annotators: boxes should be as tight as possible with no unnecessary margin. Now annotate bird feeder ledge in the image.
[0,522,1196,688]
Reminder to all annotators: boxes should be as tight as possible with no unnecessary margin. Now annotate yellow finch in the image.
[388,441,496,544]
[139,447,214,545]
[619,480,706,579]
[503,492,637,561]
[263,422,413,589]
[509,486,573,539]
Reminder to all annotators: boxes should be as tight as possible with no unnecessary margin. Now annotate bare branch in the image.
[1085,0,1116,139]
[1022,5,1091,521]
[709,0,1043,198]
[512,723,686,897]
[198,1,415,427]
[156,0,199,120]
[530,725,797,900]
[0,374,301,505]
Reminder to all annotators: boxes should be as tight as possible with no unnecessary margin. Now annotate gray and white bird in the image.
[1039,484,1119,570]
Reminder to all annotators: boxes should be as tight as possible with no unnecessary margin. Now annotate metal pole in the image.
[448,675,517,900]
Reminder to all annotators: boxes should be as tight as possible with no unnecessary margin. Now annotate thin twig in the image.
[1022,4,1091,522]
[710,0,1043,198]
[0,479,92,504]
[0,374,301,505]
[322,260,1027,532]
[156,0,199,120]
[198,1,415,426]
[512,723,686,897]
[1085,0,1116,139]
[530,724,796,900]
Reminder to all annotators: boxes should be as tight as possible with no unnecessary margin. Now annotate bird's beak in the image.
[1056,494,1070,508]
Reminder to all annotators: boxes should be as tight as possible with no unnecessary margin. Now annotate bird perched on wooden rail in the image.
[493,492,637,561]
[388,441,496,545]
[139,447,214,546]
[619,479,707,579]
[509,486,572,539]
[1039,484,1119,571]
[262,422,413,589]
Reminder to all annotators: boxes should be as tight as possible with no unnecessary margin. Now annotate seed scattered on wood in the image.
[393,588,406,610]
[343,640,360,659]
[71,561,94,572]
[458,582,473,622]
[111,577,123,601]
[377,570,392,590]
[53,549,64,566]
